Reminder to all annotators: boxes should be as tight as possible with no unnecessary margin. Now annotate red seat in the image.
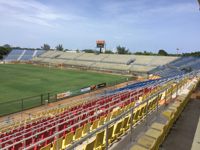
[13,142,23,150]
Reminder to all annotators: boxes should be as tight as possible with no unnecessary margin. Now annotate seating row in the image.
[40,94,160,150]
[0,88,152,150]
[130,91,193,150]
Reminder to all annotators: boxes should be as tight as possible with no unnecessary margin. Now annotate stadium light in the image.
[176,48,180,55]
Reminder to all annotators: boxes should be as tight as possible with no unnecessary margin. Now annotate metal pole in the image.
[105,125,109,150]
[22,99,24,111]
[164,91,167,105]
[21,99,24,122]
[130,108,134,141]
[145,99,149,126]
[176,84,179,97]
[41,94,43,105]
[55,117,59,150]
[156,95,159,113]
[170,85,173,101]
[23,128,26,149]
[48,93,50,101]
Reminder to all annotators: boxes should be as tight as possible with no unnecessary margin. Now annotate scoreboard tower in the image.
[96,40,105,53]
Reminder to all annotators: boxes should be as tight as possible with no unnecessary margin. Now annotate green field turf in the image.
[0,64,126,102]
[0,64,127,116]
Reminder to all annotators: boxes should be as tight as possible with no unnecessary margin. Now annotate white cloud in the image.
[0,0,84,27]
[99,1,197,24]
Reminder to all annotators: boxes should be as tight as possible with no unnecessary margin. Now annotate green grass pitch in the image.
[0,64,126,102]
[0,64,126,116]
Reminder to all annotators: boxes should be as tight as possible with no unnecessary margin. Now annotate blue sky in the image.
[0,0,199,53]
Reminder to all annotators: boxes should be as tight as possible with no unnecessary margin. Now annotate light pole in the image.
[176,48,179,55]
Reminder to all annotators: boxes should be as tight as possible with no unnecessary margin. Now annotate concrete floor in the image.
[161,97,200,150]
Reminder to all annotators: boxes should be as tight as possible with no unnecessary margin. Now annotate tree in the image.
[56,44,64,51]
[116,45,129,54]
[41,44,50,50]
[182,51,200,56]
[83,49,95,53]
[3,44,11,48]
[104,50,114,54]
[158,49,168,56]
[0,46,11,59]
[134,51,155,56]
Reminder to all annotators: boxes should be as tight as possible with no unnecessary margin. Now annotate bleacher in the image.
[0,72,197,150]
[0,85,153,149]
[33,51,179,73]
[128,77,199,150]
[20,50,34,61]
[4,50,24,61]
[4,49,45,62]
[150,56,200,77]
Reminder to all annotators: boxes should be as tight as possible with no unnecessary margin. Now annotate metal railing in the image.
[65,80,182,150]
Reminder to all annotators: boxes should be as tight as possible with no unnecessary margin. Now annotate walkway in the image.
[161,88,200,150]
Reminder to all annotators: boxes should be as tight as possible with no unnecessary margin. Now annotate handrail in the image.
[65,75,194,150]
[66,89,164,150]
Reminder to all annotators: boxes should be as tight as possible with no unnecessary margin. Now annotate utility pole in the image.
[176,48,179,55]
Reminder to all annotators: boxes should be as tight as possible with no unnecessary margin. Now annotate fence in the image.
[0,78,129,116]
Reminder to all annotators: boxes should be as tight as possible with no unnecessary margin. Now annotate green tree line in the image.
[1,43,199,60]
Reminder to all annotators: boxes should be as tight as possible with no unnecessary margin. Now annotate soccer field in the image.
[0,64,126,102]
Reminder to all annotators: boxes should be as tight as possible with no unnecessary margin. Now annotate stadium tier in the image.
[7,50,199,76]
[150,56,200,77]
[1,72,199,150]
[33,51,179,73]
[4,49,45,62]
[0,85,153,149]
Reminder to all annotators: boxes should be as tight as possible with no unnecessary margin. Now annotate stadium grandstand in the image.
[0,62,200,150]
[31,50,178,75]
[3,49,44,62]
[150,57,200,77]
[5,50,200,78]
[1,49,200,150]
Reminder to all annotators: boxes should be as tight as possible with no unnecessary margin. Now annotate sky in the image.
[0,0,199,53]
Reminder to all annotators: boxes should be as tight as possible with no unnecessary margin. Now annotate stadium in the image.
[0,1,200,150]
[0,48,200,150]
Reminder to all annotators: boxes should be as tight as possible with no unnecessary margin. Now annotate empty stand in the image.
[0,72,198,150]
[33,51,179,73]
[4,49,44,62]
[150,56,200,77]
